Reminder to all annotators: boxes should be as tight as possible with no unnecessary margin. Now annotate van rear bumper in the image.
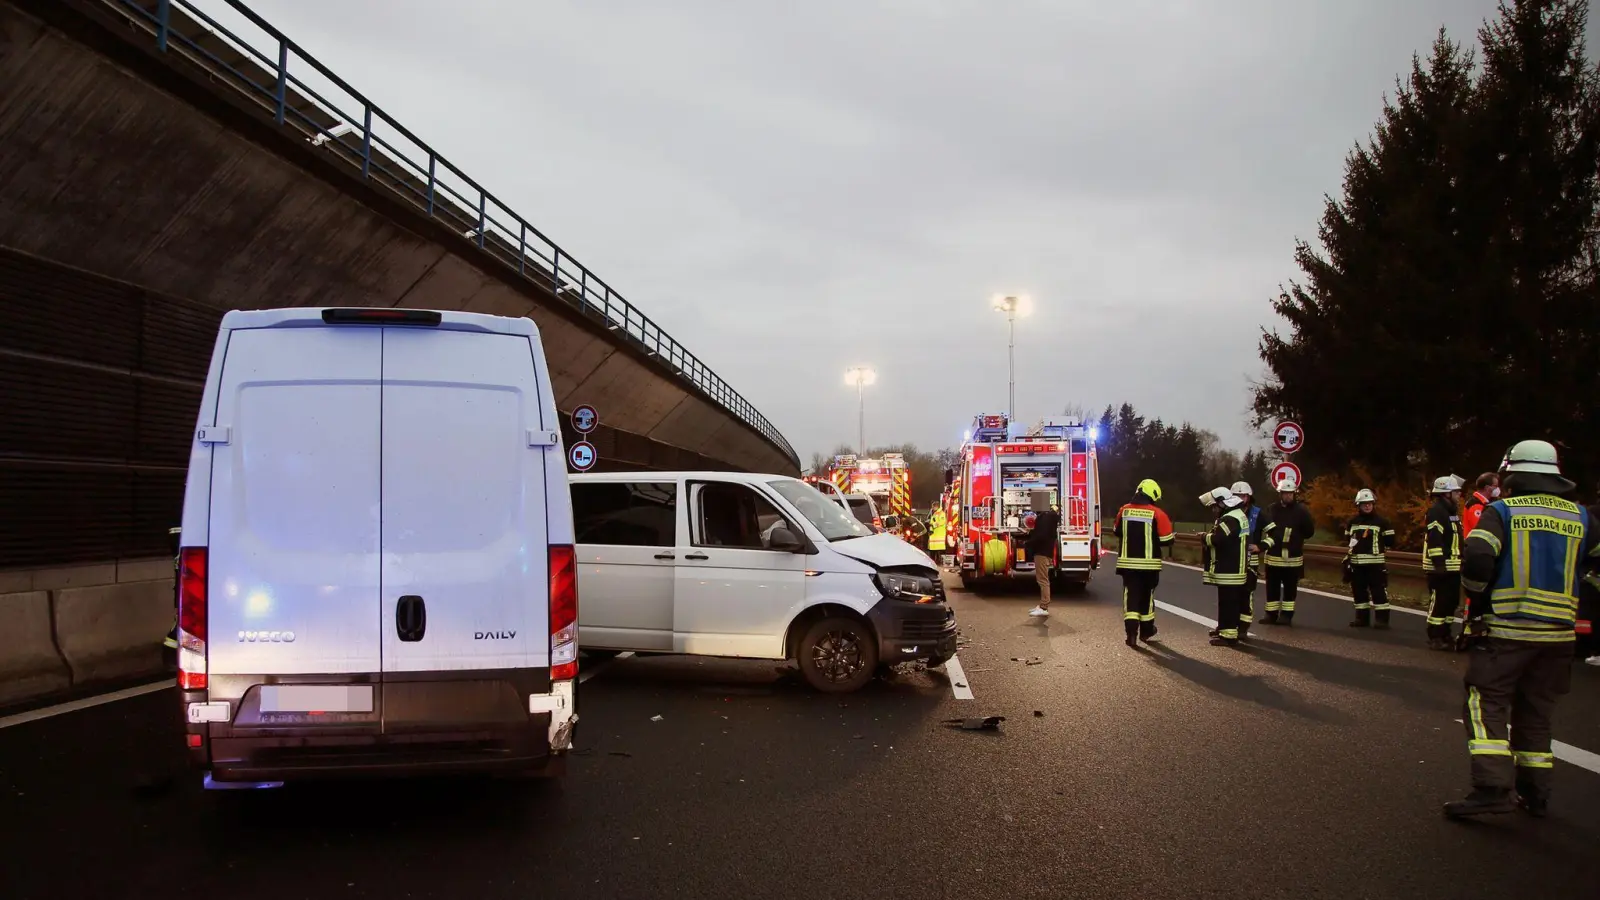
[185,668,572,781]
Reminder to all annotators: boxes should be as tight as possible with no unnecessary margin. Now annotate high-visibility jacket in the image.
[1113,502,1174,572]
[1424,499,1463,573]
[1242,504,1262,568]
[1345,512,1396,566]
[1204,508,1251,586]
[1258,501,1316,569]
[927,509,949,552]
[1462,494,1599,642]
[1462,491,1492,537]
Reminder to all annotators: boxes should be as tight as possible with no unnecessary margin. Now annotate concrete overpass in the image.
[0,0,798,701]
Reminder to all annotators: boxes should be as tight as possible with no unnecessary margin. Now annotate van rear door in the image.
[204,326,383,677]
[379,327,548,675]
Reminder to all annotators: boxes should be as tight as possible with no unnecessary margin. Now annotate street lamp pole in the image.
[993,295,1023,423]
[844,366,876,456]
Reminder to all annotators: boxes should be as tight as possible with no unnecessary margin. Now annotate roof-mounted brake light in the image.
[321,308,442,326]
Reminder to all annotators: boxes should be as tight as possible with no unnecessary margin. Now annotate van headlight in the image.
[874,572,938,603]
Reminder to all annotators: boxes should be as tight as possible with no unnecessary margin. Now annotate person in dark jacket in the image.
[1113,478,1175,647]
[1424,476,1465,650]
[1203,487,1251,646]
[1025,490,1061,618]
[1346,489,1397,628]
[1256,474,1315,625]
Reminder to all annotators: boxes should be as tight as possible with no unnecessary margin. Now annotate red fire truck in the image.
[949,414,1102,591]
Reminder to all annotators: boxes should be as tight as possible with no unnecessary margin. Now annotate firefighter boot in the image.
[1124,621,1139,648]
[1349,609,1371,628]
[1374,608,1391,629]
[1443,788,1516,818]
[1279,612,1294,627]
[1516,773,1550,818]
[1139,622,1158,644]
[1259,611,1279,626]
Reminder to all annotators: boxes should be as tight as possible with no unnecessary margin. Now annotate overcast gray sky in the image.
[208,0,1510,461]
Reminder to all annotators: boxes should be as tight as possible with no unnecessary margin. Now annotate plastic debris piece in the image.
[1033,710,1045,717]
[942,715,1006,731]
[650,714,664,722]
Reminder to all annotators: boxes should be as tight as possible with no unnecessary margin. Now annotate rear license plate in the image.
[259,685,373,713]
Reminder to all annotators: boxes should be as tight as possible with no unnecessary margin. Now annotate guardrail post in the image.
[425,155,436,215]
[517,223,526,275]
[156,0,171,52]
[476,193,486,249]
[552,249,562,286]
[360,106,373,178]
[274,40,288,125]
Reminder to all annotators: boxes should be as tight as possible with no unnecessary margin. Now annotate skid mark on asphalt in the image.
[0,680,171,730]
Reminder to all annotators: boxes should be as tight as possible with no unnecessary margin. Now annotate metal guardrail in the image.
[102,0,799,468]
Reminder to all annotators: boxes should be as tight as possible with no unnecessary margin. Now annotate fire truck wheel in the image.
[797,617,879,693]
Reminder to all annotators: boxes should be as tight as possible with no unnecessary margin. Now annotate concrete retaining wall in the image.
[0,559,173,708]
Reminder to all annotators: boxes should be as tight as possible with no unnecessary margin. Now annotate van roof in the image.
[570,471,796,485]
[219,307,538,338]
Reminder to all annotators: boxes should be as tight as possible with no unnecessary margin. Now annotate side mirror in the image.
[768,527,805,553]
[882,515,901,530]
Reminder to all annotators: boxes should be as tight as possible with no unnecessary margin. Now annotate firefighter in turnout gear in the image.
[927,505,949,562]
[1444,440,1599,819]
[1114,478,1176,647]
[1424,476,1466,651]
[1345,489,1397,627]
[1257,474,1315,625]
[1231,481,1260,639]
[1203,487,1251,646]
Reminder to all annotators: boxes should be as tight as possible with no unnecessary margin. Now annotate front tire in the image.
[797,617,879,693]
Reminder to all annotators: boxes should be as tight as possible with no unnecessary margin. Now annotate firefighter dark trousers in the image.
[1462,638,1574,796]
[1241,568,1256,635]
[1120,570,1160,641]
[1351,565,1390,625]
[1214,584,1248,642]
[1264,567,1301,622]
[1426,572,1463,642]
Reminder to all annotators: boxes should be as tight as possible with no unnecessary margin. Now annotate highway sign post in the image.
[572,405,599,434]
[568,440,597,472]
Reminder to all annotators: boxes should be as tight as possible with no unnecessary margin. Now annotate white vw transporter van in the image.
[175,308,577,784]
[570,471,957,692]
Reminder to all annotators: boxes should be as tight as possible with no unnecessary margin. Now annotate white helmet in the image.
[1354,488,1376,505]
[1501,439,1563,476]
[1200,486,1236,508]
[1430,476,1458,494]
[1230,481,1253,497]
[1275,474,1299,492]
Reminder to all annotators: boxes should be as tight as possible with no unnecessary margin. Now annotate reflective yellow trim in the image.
[1468,530,1503,554]
[1467,687,1488,740]
[1469,739,1512,757]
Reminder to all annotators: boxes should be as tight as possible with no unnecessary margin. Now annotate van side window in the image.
[693,482,792,550]
[571,482,677,547]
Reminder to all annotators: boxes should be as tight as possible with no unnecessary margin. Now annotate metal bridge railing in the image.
[102,0,799,468]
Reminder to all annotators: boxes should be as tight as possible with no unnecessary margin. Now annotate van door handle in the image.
[396,595,426,642]
[684,552,709,561]
[654,552,675,560]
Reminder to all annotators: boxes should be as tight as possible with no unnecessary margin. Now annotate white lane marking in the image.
[579,650,634,683]
[0,680,171,730]
[1155,600,1218,629]
[945,654,975,700]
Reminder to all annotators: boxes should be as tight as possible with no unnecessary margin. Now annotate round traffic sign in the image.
[1272,421,1304,454]
[571,405,599,434]
[1270,460,1303,492]
[568,440,598,472]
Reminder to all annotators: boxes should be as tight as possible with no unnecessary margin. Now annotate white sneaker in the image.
[1585,655,1600,667]
[1028,606,1050,618]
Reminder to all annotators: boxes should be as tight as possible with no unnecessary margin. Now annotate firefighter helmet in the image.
[1354,488,1376,505]
[1500,439,1563,476]
[1230,481,1253,498]
[1275,474,1299,492]
[1431,476,1458,494]
[1136,478,1162,503]
[1202,486,1239,508]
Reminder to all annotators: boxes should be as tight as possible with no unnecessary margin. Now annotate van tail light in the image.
[177,547,208,690]
[549,545,578,681]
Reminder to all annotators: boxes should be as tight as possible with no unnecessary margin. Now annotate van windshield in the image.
[845,496,875,525]
[768,479,874,541]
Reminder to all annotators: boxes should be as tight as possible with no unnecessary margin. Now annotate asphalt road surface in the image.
[1,560,1595,900]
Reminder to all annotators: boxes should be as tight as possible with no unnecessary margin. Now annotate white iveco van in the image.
[570,472,956,692]
[174,308,577,785]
